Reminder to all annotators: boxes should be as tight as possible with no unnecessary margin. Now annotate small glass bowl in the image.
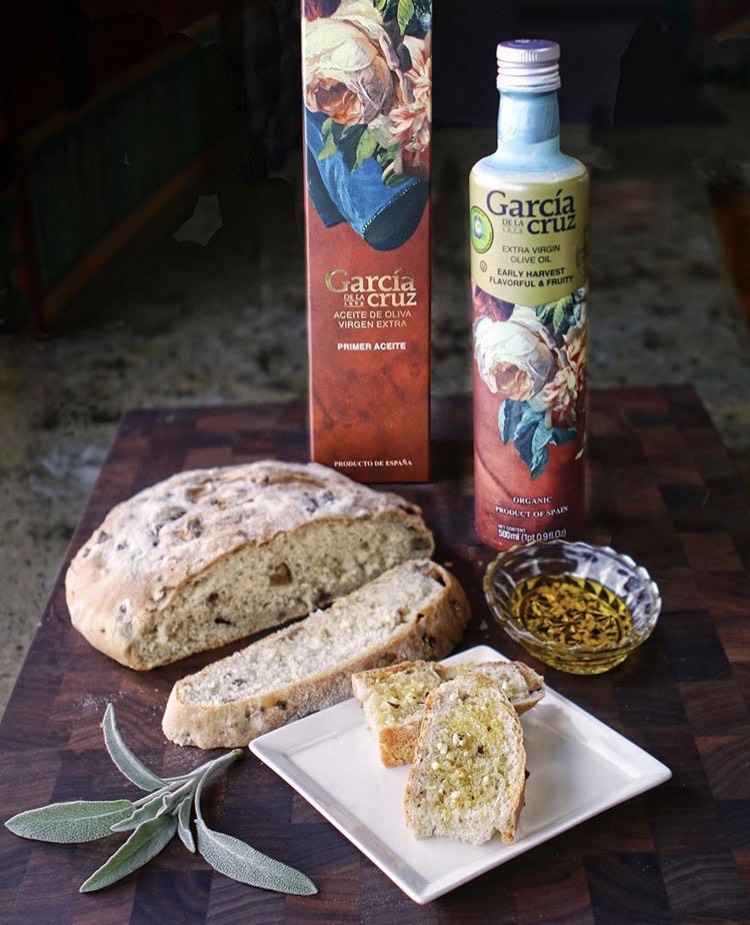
[484,540,662,675]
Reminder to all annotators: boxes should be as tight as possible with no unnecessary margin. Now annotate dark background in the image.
[1,0,748,331]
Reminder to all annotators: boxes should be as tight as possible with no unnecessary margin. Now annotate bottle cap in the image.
[497,39,561,92]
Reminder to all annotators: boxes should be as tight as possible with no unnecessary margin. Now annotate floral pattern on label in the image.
[473,285,587,479]
[303,0,431,250]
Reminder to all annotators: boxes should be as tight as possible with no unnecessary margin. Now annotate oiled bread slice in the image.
[439,661,544,712]
[352,660,443,766]
[352,659,544,766]
[65,460,434,669]
[404,674,527,845]
[162,559,470,748]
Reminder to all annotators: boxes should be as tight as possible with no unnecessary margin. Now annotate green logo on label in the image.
[470,206,494,254]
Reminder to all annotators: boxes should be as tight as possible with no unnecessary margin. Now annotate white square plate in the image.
[250,645,671,904]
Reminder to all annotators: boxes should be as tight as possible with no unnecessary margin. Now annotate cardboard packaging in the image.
[301,0,432,482]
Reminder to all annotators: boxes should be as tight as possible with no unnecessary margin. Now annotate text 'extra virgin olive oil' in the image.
[470,40,589,549]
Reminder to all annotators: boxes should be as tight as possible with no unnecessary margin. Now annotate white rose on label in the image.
[304,0,401,126]
[474,306,558,402]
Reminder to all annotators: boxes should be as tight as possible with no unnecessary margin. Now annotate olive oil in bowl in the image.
[484,541,661,674]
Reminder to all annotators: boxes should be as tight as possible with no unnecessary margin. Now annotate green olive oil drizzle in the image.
[5,704,317,896]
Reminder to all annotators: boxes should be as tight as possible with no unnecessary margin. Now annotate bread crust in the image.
[378,720,424,767]
[162,560,470,748]
[437,661,545,713]
[65,460,433,669]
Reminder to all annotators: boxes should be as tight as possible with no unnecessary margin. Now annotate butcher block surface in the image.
[1,387,749,924]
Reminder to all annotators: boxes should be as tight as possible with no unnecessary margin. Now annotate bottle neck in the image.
[495,89,561,166]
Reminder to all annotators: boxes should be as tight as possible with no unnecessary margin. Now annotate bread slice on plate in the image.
[352,659,544,766]
[65,460,434,669]
[162,559,470,748]
[352,661,443,767]
[404,674,527,845]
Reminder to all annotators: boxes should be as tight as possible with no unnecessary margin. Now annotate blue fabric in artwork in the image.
[304,110,428,251]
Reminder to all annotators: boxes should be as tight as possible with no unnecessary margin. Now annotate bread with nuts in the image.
[65,460,434,670]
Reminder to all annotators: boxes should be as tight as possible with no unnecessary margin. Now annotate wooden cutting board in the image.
[1,388,749,924]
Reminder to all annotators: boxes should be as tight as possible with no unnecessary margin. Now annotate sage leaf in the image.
[5,799,134,844]
[195,819,317,896]
[109,793,171,833]
[102,704,166,792]
[79,813,178,893]
[177,795,196,853]
[111,778,193,834]
[193,757,316,895]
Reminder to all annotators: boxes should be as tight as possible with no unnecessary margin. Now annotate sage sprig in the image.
[5,704,317,897]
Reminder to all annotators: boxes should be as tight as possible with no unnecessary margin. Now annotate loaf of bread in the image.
[65,460,434,669]
[352,659,544,766]
[162,559,470,748]
[403,674,527,845]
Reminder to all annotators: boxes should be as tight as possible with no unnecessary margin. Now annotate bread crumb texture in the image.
[404,675,526,845]
[352,659,544,767]
[162,559,470,748]
[180,563,444,705]
[356,661,443,730]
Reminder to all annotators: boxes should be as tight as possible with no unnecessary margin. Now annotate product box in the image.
[301,0,432,482]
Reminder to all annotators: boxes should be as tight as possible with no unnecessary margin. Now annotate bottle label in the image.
[469,173,589,549]
[469,174,587,304]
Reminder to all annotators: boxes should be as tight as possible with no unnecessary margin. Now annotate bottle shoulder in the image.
[470,152,588,187]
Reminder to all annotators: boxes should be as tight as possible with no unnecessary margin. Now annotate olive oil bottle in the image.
[470,40,589,549]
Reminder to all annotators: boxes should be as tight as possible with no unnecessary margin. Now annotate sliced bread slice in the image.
[352,660,443,766]
[162,559,470,748]
[438,661,544,711]
[403,674,527,845]
[352,659,544,766]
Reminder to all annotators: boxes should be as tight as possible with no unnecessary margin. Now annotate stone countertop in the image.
[2,109,749,717]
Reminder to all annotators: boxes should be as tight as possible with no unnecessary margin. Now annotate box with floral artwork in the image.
[301,0,432,482]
